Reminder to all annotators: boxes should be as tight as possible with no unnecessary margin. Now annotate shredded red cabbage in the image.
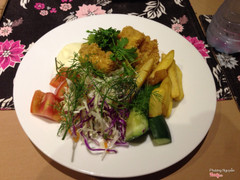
[69,95,130,154]
[81,132,117,153]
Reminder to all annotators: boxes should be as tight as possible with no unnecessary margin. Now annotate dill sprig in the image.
[56,53,138,139]
[57,27,141,139]
[56,60,87,139]
[100,72,137,111]
[130,84,158,116]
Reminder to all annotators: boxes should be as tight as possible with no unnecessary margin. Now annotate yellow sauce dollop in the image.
[57,43,82,67]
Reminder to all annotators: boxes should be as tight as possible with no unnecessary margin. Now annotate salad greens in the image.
[52,27,172,157]
[29,26,185,160]
[130,84,158,117]
[56,52,137,153]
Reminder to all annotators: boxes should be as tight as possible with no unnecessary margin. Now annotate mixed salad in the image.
[30,26,184,158]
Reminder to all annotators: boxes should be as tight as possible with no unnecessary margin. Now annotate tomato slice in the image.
[50,75,66,88]
[49,68,68,88]
[55,79,68,100]
[30,90,61,122]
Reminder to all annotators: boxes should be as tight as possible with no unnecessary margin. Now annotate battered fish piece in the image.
[79,43,116,73]
[135,35,160,70]
[118,26,145,49]
[79,26,160,74]
[119,26,160,70]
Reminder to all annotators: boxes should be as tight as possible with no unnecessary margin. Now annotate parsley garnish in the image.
[86,27,120,52]
[110,38,137,62]
[86,27,138,76]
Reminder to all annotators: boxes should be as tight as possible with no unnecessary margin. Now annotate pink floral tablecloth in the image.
[0,0,231,110]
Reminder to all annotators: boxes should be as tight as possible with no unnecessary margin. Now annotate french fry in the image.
[147,49,183,118]
[149,86,165,117]
[160,76,172,118]
[168,60,180,99]
[136,58,154,89]
[166,98,173,117]
[149,76,173,118]
[147,50,174,85]
[174,64,184,101]
[161,53,166,59]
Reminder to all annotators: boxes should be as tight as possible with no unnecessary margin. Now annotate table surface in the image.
[1,0,240,179]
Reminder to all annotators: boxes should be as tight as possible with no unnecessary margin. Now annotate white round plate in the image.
[14,14,216,178]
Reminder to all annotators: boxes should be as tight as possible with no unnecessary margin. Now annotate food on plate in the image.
[125,107,148,142]
[135,58,154,88]
[147,50,174,85]
[79,43,116,73]
[118,26,145,49]
[119,26,160,71]
[149,115,171,145]
[159,76,173,118]
[56,43,82,67]
[30,26,184,157]
[30,90,61,121]
[174,64,184,101]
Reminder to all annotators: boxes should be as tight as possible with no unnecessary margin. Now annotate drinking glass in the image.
[206,0,240,54]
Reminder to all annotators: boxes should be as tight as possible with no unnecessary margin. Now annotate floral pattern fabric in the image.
[0,0,231,109]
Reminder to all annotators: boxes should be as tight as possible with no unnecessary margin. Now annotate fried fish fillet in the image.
[118,26,145,49]
[79,26,160,74]
[118,26,160,70]
[136,35,160,70]
[79,43,116,73]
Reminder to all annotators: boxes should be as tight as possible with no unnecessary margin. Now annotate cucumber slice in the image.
[149,115,171,145]
[125,108,148,142]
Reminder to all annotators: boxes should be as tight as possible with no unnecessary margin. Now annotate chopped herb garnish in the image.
[86,27,120,51]
[56,53,137,140]
[110,38,137,62]
[130,84,158,116]
[86,27,138,76]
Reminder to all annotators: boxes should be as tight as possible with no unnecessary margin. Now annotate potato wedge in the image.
[166,98,173,117]
[161,53,166,59]
[136,58,154,88]
[147,50,174,85]
[149,76,173,118]
[174,64,184,101]
[149,86,165,118]
[160,76,172,118]
[168,60,180,99]
[151,69,168,84]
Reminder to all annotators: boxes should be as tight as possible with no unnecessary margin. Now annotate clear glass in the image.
[206,0,240,54]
